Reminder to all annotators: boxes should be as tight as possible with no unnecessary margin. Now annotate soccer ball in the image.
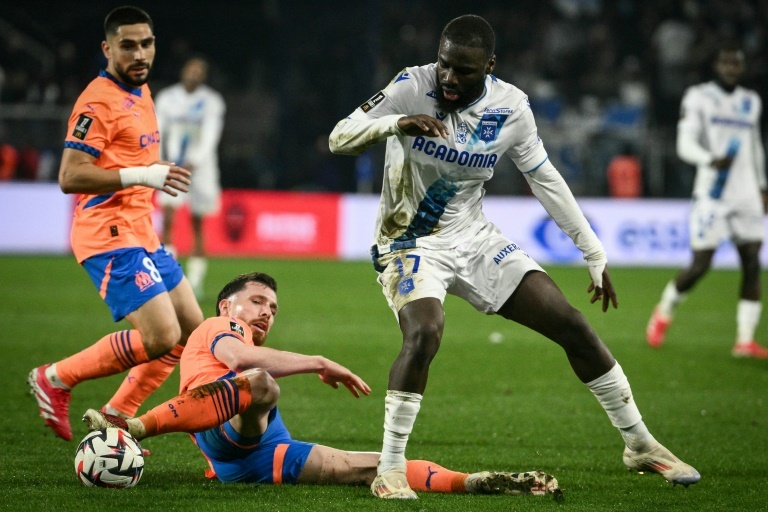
[74,428,144,488]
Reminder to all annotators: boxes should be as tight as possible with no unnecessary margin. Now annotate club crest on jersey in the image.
[426,90,437,99]
[72,114,93,140]
[134,270,155,292]
[230,321,245,337]
[455,121,468,144]
[480,120,498,142]
[122,97,136,110]
[741,98,752,114]
[360,91,385,113]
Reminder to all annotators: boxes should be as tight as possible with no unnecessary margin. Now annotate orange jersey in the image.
[65,70,163,262]
[179,316,254,393]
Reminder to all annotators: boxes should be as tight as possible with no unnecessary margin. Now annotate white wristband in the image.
[588,262,605,289]
[119,164,170,189]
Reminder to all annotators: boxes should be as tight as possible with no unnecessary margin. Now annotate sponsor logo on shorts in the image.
[72,114,93,140]
[135,270,156,292]
[493,242,522,264]
[360,91,385,113]
[230,321,245,337]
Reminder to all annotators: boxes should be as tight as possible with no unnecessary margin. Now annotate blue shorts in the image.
[82,245,184,322]
[194,407,316,484]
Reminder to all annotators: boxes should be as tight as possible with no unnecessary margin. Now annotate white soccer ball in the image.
[74,428,145,488]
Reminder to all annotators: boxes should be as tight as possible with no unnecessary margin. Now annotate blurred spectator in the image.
[1,0,767,196]
[606,145,643,198]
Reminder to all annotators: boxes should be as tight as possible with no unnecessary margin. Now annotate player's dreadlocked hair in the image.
[216,272,278,315]
[104,6,154,37]
[441,14,495,59]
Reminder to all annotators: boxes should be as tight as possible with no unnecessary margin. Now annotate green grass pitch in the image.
[1,256,766,511]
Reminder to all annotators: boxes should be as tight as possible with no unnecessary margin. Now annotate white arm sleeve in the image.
[677,128,713,166]
[524,160,607,286]
[676,87,712,166]
[328,114,405,155]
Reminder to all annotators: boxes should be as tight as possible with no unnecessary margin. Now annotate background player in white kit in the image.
[330,14,699,500]
[156,56,226,299]
[647,43,768,358]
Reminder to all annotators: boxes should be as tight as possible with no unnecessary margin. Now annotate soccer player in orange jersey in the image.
[27,6,204,442]
[83,272,561,497]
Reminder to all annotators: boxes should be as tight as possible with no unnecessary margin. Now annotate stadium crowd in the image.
[1,0,766,195]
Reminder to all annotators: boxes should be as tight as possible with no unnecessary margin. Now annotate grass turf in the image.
[1,255,766,511]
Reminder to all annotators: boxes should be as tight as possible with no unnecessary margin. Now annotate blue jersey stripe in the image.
[394,177,460,243]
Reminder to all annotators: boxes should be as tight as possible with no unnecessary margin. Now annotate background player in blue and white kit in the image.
[647,43,768,358]
[155,56,226,298]
[330,14,699,499]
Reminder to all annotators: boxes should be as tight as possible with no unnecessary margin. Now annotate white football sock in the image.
[736,299,762,344]
[186,257,208,296]
[378,390,422,473]
[45,363,71,390]
[657,281,685,318]
[586,362,654,451]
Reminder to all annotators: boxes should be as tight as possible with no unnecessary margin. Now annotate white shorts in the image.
[374,221,545,318]
[689,199,764,251]
[158,165,221,216]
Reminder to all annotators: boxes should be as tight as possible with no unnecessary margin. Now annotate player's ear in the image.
[218,298,231,317]
[486,54,496,75]
[101,40,111,59]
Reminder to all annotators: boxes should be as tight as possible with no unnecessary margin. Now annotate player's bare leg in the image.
[498,270,699,486]
[647,249,714,347]
[187,214,208,299]
[301,447,562,497]
[299,447,379,485]
[372,298,443,499]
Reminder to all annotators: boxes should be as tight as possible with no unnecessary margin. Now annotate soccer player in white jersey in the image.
[647,43,768,358]
[329,14,699,499]
[155,56,226,298]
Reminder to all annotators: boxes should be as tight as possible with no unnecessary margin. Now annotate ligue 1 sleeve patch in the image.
[360,91,385,113]
[230,321,245,337]
[72,114,94,140]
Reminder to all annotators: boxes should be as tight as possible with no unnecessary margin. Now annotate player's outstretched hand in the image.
[157,160,191,196]
[397,114,449,138]
[587,266,618,312]
[318,359,371,398]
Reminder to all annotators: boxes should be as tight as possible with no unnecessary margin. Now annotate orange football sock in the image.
[56,330,150,389]
[406,460,469,493]
[106,343,185,417]
[138,376,252,437]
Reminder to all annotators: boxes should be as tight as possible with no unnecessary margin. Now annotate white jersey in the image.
[155,83,225,173]
[677,81,765,207]
[332,64,548,253]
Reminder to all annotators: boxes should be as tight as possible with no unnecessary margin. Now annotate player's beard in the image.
[115,62,152,87]
[434,69,486,113]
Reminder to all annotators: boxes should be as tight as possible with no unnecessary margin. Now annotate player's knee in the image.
[402,322,442,360]
[243,368,280,408]
[142,322,183,359]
